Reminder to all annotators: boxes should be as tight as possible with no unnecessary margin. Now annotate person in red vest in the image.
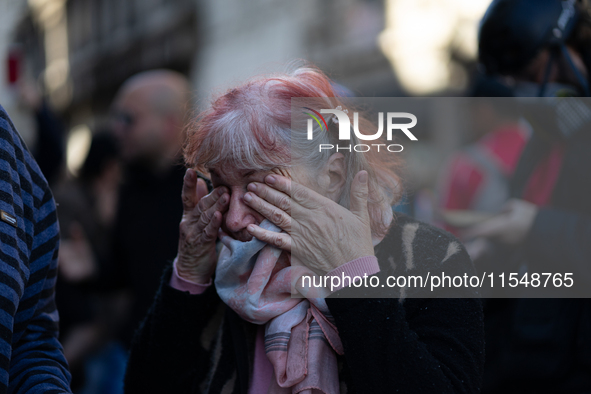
[438,76,529,237]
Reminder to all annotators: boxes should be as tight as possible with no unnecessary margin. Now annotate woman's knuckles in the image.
[293,187,310,204]
[182,195,193,210]
[273,234,286,248]
[278,196,290,212]
[272,211,284,225]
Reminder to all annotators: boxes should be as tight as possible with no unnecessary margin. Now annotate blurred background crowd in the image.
[0,0,589,393]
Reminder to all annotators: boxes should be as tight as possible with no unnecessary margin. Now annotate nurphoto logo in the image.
[304,107,418,153]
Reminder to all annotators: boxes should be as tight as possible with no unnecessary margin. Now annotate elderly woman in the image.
[124,67,484,394]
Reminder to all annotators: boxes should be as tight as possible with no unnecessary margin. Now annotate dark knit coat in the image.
[124,214,484,394]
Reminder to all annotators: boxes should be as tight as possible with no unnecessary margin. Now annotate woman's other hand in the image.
[176,169,229,284]
[243,171,374,274]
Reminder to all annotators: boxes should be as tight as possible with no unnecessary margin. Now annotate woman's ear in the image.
[323,153,346,202]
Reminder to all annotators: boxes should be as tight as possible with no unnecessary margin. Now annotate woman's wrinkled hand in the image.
[243,171,374,274]
[176,169,229,284]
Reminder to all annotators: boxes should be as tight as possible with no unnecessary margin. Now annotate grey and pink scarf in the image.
[215,221,344,394]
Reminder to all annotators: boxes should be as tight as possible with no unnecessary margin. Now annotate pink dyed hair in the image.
[184,66,402,237]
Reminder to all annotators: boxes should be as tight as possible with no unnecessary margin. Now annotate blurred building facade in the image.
[8,0,402,129]
[11,0,197,129]
[192,0,400,103]
[3,0,489,197]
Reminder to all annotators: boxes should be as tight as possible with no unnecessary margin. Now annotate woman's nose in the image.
[224,191,258,233]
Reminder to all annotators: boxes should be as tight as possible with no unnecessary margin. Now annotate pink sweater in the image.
[169,256,380,393]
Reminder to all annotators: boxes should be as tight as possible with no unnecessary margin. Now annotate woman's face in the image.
[209,166,279,242]
[209,163,332,242]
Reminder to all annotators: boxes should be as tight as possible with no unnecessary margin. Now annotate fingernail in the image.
[220,195,228,204]
[359,171,368,184]
[244,193,253,202]
[247,224,255,232]
[266,175,276,184]
[248,183,257,192]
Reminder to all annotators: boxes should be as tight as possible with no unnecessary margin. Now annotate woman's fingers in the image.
[177,186,226,284]
[264,174,324,210]
[195,177,209,202]
[194,190,229,230]
[349,171,370,222]
[264,174,290,196]
[182,170,221,214]
[201,211,223,243]
[243,191,292,232]
[181,169,198,213]
[177,172,227,285]
[247,224,292,252]
[247,182,292,215]
[189,186,227,221]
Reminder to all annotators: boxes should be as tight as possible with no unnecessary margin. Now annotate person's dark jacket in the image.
[125,215,485,394]
[106,163,186,346]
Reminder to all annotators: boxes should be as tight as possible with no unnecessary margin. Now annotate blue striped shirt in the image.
[0,106,71,393]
